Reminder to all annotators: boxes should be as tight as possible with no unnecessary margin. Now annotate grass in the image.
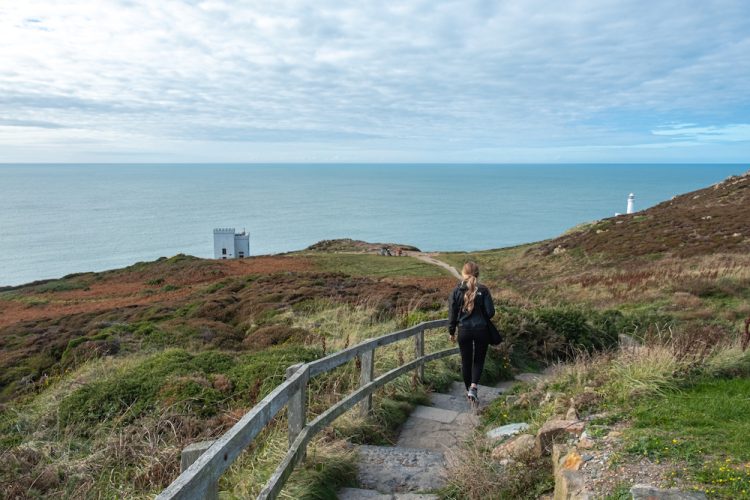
[439,244,750,326]
[308,253,452,277]
[441,436,554,499]
[2,187,749,498]
[58,346,322,431]
[469,328,750,498]
[628,377,750,461]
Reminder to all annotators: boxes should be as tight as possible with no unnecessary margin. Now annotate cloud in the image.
[0,0,749,162]
[652,124,750,143]
[0,118,66,129]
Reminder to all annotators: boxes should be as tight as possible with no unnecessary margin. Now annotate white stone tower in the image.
[213,228,250,259]
[626,193,635,214]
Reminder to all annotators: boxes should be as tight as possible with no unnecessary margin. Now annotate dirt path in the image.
[407,252,462,280]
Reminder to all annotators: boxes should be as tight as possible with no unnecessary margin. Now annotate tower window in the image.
[222,248,227,255]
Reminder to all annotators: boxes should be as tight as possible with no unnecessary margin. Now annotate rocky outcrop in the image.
[552,444,589,500]
[491,433,536,460]
[486,422,530,441]
[630,484,708,499]
[536,418,586,455]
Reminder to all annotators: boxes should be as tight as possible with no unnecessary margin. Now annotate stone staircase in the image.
[338,382,506,499]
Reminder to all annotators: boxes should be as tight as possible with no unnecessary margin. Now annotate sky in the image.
[1,0,749,163]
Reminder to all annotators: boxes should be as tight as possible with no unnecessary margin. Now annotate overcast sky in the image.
[1,1,749,163]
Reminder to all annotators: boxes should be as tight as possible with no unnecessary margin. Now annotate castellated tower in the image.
[213,228,250,259]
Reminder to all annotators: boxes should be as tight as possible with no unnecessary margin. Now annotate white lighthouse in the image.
[213,228,250,259]
[626,193,635,214]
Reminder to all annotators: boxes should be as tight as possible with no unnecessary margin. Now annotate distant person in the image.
[448,261,495,403]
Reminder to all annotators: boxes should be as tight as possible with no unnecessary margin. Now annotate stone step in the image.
[355,445,446,493]
[428,392,468,413]
[396,407,477,451]
[338,488,439,500]
[446,381,504,409]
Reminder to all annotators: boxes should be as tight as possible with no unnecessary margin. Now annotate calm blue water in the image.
[0,163,746,286]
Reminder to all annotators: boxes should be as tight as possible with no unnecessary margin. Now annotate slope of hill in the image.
[439,171,750,325]
[1,172,749,499]
[536,170,750,259]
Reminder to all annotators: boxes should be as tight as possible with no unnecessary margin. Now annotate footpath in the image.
[337,376,529,499]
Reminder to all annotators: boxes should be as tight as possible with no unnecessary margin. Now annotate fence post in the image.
[285,363,307,455]
[415,326,425,383]
[359,341,375,417]
[180,440,218,500]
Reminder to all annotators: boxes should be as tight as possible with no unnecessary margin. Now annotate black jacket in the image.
[448,282,495,335]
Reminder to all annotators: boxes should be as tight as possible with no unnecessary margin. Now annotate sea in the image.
[0,163,746,287]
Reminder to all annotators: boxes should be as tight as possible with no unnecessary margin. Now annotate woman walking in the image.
[448,261,495,403]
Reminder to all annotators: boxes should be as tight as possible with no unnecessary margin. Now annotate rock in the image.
[605,431,622,440]
[553,245,567,255]
[573,391,602,413]
[552,445,590,499]
[561,451,583,471]
[355,445,446,493]
[565,406,578,420]
[491,433,536,460]
[536,419,586,455]
[556,469,588,500]
[504,395,519,406]
[577,436,595,449]
[486,423,529,440]
[338,488,392,499]
[630,484,708,499]
[513,393,530,407]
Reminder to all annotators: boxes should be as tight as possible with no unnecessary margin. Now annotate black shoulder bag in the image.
[478,297,502,346]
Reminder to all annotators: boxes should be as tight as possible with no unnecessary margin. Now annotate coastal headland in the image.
[1,171,749,498]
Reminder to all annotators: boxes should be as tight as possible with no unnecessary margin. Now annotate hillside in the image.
[0,253,454,402]
[537,170,750,259]
[439,171,750,325]
[1,172,749,499]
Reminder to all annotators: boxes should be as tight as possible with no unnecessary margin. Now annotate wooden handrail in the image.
[157,318,451,500]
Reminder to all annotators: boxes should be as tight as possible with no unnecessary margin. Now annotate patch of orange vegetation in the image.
[217,255,315,276]
[0,256,314,329]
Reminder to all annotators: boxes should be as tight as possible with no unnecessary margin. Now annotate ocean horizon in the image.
[1,163,746,287]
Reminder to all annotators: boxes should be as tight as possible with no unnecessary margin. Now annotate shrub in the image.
[157,375,223,417]
[495,305,622,366]
[58,346,321,431]
[242,325,309,350]
[34,280,89,293]
[228,346,321,403]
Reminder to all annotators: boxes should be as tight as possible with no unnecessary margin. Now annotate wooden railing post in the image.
[180,440,218,500]
[359,340,375,417]
[415,326,425,383]
[285,363,307,453]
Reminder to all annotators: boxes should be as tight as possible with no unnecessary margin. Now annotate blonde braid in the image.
[461,262,480,313]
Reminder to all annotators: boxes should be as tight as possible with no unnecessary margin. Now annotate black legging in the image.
[457,327,489,390]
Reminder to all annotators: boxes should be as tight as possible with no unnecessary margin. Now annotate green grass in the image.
[57,346,322,431]
[628,377,750,462]
[625,376,750,497]
[439,246,530,282]
[603,484,632,500]
[34,279,90,293]
[308,253,450,277]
